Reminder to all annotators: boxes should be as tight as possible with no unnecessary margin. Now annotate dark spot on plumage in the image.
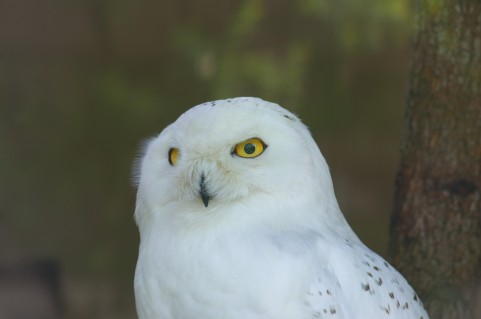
[396,300,400,308]
[326,289,331,295]
[318,291,322,296]
[367,272,373,278]
[329,307,336,314]
[402,302,409,309]
[382,304,391,314]
[414,293,418,301]
[362,260,370,267]
[373,266,380,271]
[376,277,383,285]
[283,114,295,121]
[362,283,370,291]
[345,239,353,247]
[323,309,327,313]
[389,292,395,299]
[384,261,389,268]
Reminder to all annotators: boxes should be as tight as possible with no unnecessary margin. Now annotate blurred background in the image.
[0,0,413,318]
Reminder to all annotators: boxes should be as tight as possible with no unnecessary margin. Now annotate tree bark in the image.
[390,1,481,319]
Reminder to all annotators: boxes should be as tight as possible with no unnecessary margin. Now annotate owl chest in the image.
[135,229,315,319]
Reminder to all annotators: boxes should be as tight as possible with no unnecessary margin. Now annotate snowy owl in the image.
[134,97,429,319]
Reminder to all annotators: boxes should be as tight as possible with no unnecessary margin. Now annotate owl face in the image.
[135,98,332,224]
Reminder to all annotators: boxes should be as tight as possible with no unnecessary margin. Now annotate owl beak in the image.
[199,173,210,207]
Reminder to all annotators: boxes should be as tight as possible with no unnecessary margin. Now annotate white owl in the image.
[134,97,429,319]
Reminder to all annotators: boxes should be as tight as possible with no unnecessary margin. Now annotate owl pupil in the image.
[244,143,255,154]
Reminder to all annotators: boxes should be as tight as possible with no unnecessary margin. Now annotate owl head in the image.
[134,98,341,232]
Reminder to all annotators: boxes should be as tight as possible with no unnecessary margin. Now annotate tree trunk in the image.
[390,1,481,319]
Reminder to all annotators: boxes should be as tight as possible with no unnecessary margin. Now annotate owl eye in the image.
[233,138,267,158]
[168,148,179,165]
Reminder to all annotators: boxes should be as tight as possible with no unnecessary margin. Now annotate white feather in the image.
[134,97,429,319]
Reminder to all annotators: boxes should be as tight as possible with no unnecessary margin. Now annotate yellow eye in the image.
[234,138,267,158]
[168,148,179,165]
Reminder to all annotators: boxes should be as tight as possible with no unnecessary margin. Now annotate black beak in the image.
[199,174,210,207]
